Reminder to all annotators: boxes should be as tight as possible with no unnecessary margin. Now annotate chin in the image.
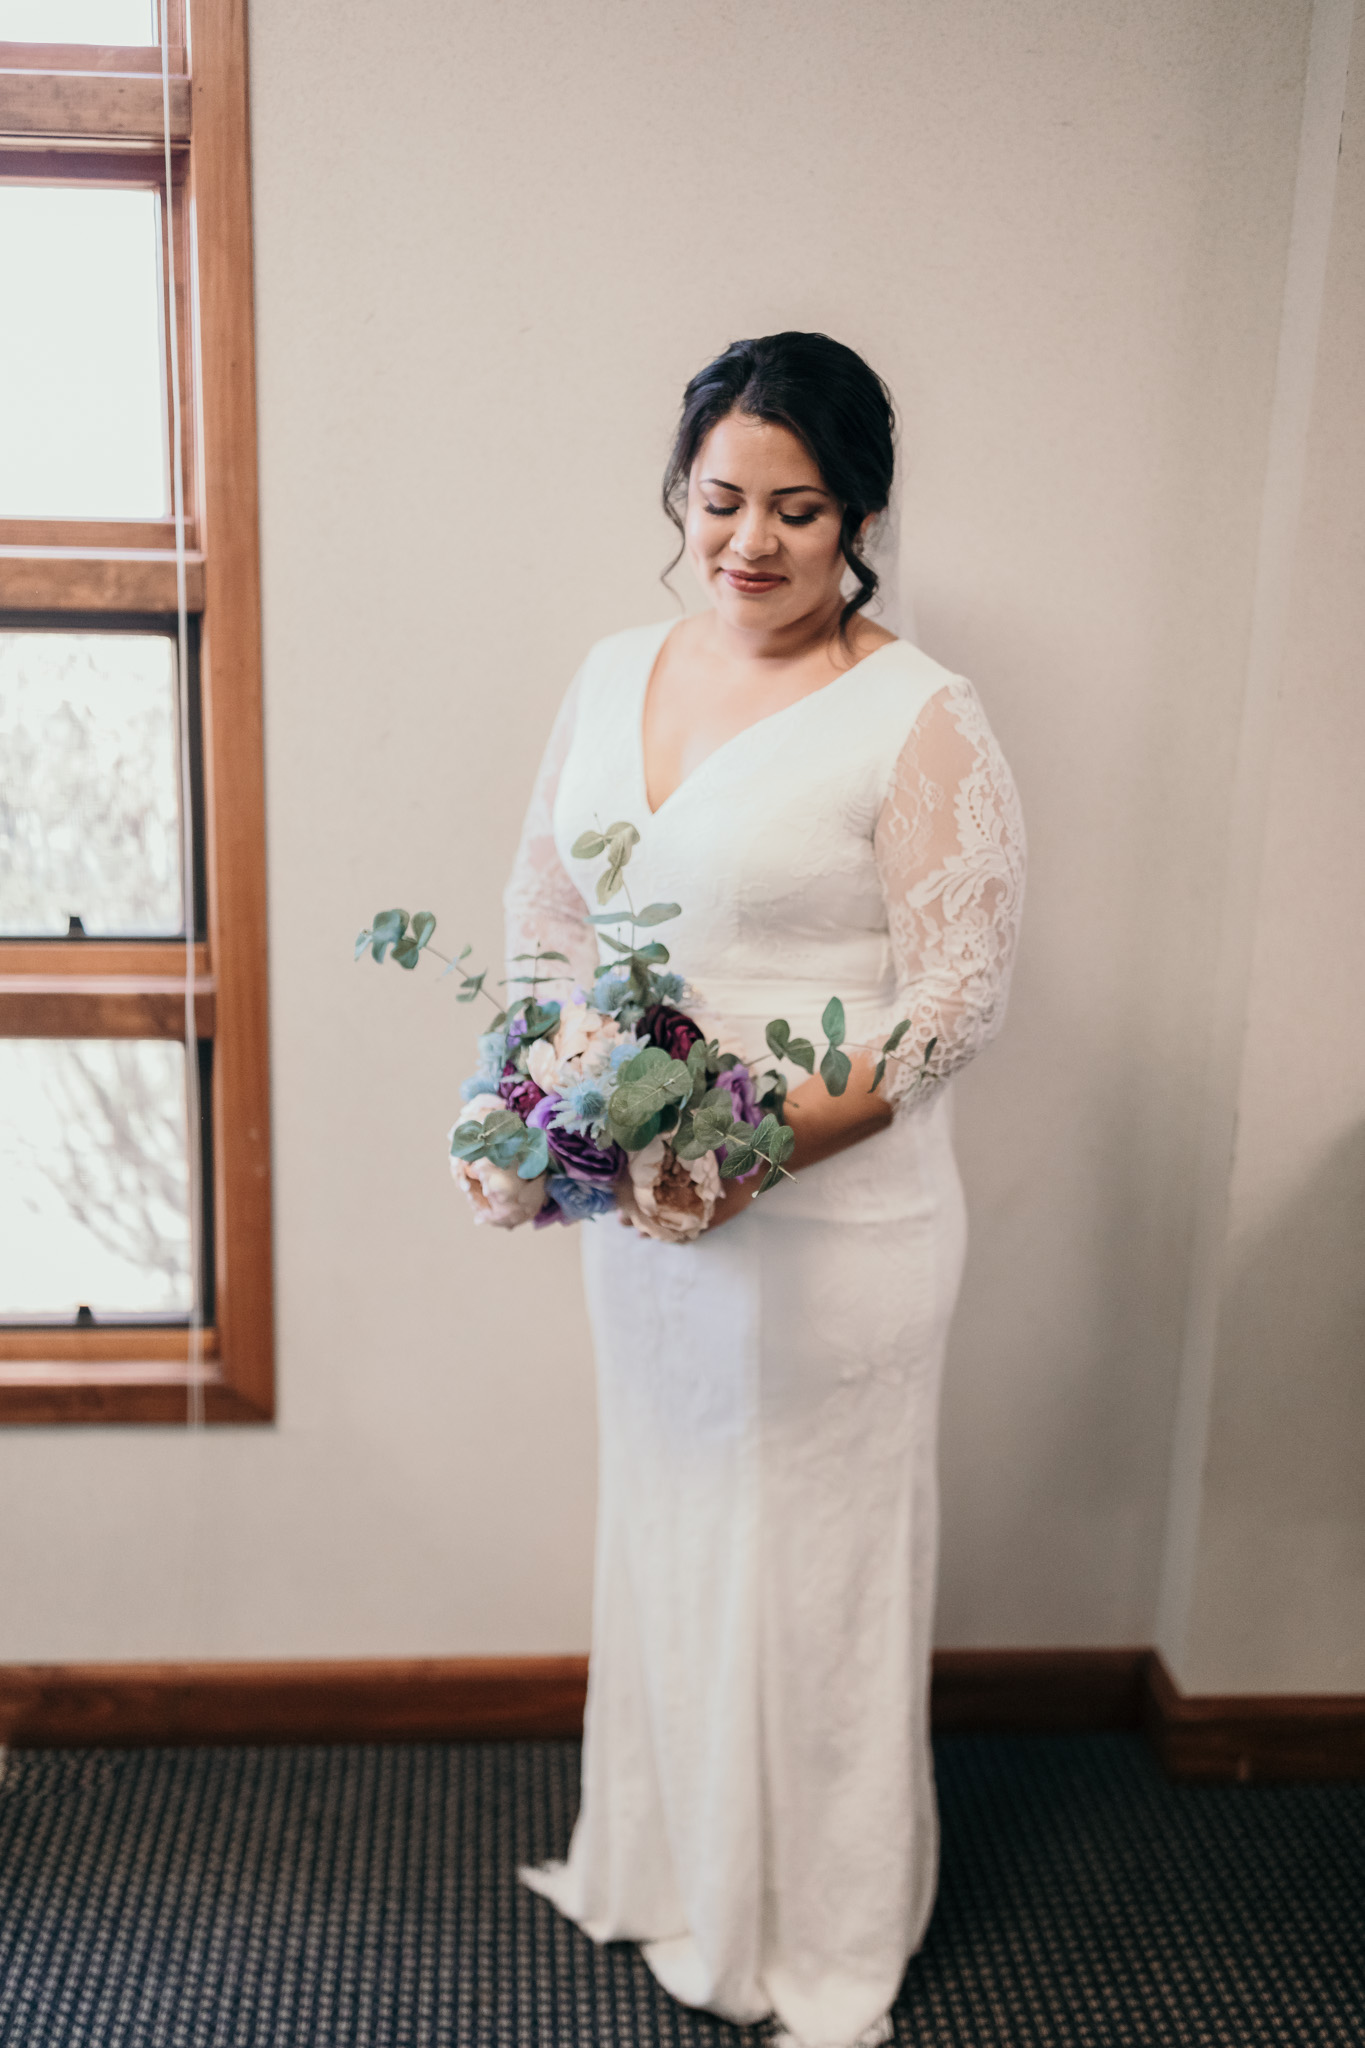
[713,581,801,625]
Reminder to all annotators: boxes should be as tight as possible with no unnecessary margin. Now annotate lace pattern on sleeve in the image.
[503,672,599,1004]
[873,675,1026,1110]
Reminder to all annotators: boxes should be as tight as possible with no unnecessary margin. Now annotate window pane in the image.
[0,1,153,42]
[0,186,168,519]
[0,1040,191,1320]
[0,631,183,935]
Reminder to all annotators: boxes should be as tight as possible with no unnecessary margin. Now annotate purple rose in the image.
[527,1095,625,1187]
[715,1061,762,1128]
[499,1062,545,1123]
[640,1004,703,1061]
[533,1191,568,1229]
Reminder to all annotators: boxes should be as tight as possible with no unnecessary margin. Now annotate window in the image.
[0,1,272,1422]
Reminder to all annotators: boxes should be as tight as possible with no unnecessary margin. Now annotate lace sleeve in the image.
[872,676,1026,1110]
[503,671,599,1004]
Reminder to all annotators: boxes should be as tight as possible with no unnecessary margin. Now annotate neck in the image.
[705,586,848,668]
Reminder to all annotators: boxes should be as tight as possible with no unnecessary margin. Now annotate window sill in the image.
[0,1339,274,1425]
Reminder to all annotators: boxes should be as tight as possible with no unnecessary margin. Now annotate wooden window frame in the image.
[0,1,273,1425]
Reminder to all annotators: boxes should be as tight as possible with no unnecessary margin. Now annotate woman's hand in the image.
[703,1168,762,1231]
[705,1047,893,1231]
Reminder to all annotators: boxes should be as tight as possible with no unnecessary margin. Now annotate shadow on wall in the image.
[1193,1120,1365,1687]
[1218,1121,1365,1507]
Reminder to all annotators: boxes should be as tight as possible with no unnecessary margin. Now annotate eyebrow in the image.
[700,475,830,498]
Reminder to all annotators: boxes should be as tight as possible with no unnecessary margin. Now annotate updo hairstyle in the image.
[662,331,896,635]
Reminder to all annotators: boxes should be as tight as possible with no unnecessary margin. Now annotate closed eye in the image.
[702,502,822,526]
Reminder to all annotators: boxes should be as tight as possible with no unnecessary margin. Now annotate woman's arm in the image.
[504,672,600,1003]
[707,674,1025,1227]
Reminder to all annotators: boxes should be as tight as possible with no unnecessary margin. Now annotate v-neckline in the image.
[636,620,901,820]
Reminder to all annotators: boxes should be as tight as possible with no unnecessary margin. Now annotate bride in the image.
[504,332,1025,2048]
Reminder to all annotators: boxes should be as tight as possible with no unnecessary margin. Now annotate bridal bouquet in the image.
[356,821,923,1243]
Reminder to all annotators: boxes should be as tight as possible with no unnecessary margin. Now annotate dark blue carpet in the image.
[0,1734,1360,2045]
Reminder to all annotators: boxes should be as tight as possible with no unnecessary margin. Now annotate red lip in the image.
[722,569,784,592]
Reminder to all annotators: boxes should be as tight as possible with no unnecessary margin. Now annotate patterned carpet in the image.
[0,1733,1360,2046]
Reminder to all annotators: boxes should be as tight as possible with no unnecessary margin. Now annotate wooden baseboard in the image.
[0,1656,589,1749]
[0,1648,1359,1780]
[932,1647,1148,1732]
[1143,1651,1365,1783]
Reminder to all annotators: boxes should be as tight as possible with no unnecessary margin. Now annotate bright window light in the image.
[0,631,184,936]
[0,1040,192,1320]
[0,185,169,519]
[0,1,154,41]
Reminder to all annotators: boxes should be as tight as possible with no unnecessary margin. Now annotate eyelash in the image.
[702,503,821,527]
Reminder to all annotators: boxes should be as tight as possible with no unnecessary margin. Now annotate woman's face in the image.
[685,411,849,634]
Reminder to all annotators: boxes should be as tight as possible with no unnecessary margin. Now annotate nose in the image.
[730,505,779,561]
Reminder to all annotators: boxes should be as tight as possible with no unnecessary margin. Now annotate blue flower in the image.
[594,975,631,1013]
[476,1027,509,1072]
[555,1077,611,1139]
[651,972,686,1004]
[605,1035,644,1077]
[546,1175,617,1223]
[460,1072,501,1101]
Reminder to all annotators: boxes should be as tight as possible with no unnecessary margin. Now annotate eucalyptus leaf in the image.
[785,1036,816,1074]
[685,1039,711,1102]
[820,1045,852,1097]
[870,1057,888,1093]
[608,1101,663,1150]
[616,1046,692,1110]
[602,821,640,850]
[922,1035,938,1065]
[633,901,681,926]
[757,1164,786,1194]
[392,937,422,970]
[571,831,607,859]
[521,1001,561,1041]
[632,941,669,965]
[821,996,846,1047]
[765,1019,791,1060]
[410,912,436,949]
[354,930,373,960]
[881,1018,911,1055]
[517,1126,550,1180]
[758,1070,789,1114]
[719,1146,757,1180]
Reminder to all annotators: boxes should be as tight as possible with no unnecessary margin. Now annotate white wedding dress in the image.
[505,620,1025,2048]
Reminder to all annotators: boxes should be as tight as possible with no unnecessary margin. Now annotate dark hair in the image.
[662,331,896,636]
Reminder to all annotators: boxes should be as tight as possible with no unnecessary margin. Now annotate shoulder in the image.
[576,618,675,692]
[855,637,964,738]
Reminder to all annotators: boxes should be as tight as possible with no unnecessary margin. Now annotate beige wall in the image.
[0,0,1357,1690]
[1178,27,1365,1694]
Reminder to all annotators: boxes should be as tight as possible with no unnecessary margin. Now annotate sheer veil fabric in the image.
[506,623,1024,2048]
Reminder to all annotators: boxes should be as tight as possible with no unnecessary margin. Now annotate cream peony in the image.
[448,1094,547,1229]
[620,1136,722,1243]
[527,1001,623,1094]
